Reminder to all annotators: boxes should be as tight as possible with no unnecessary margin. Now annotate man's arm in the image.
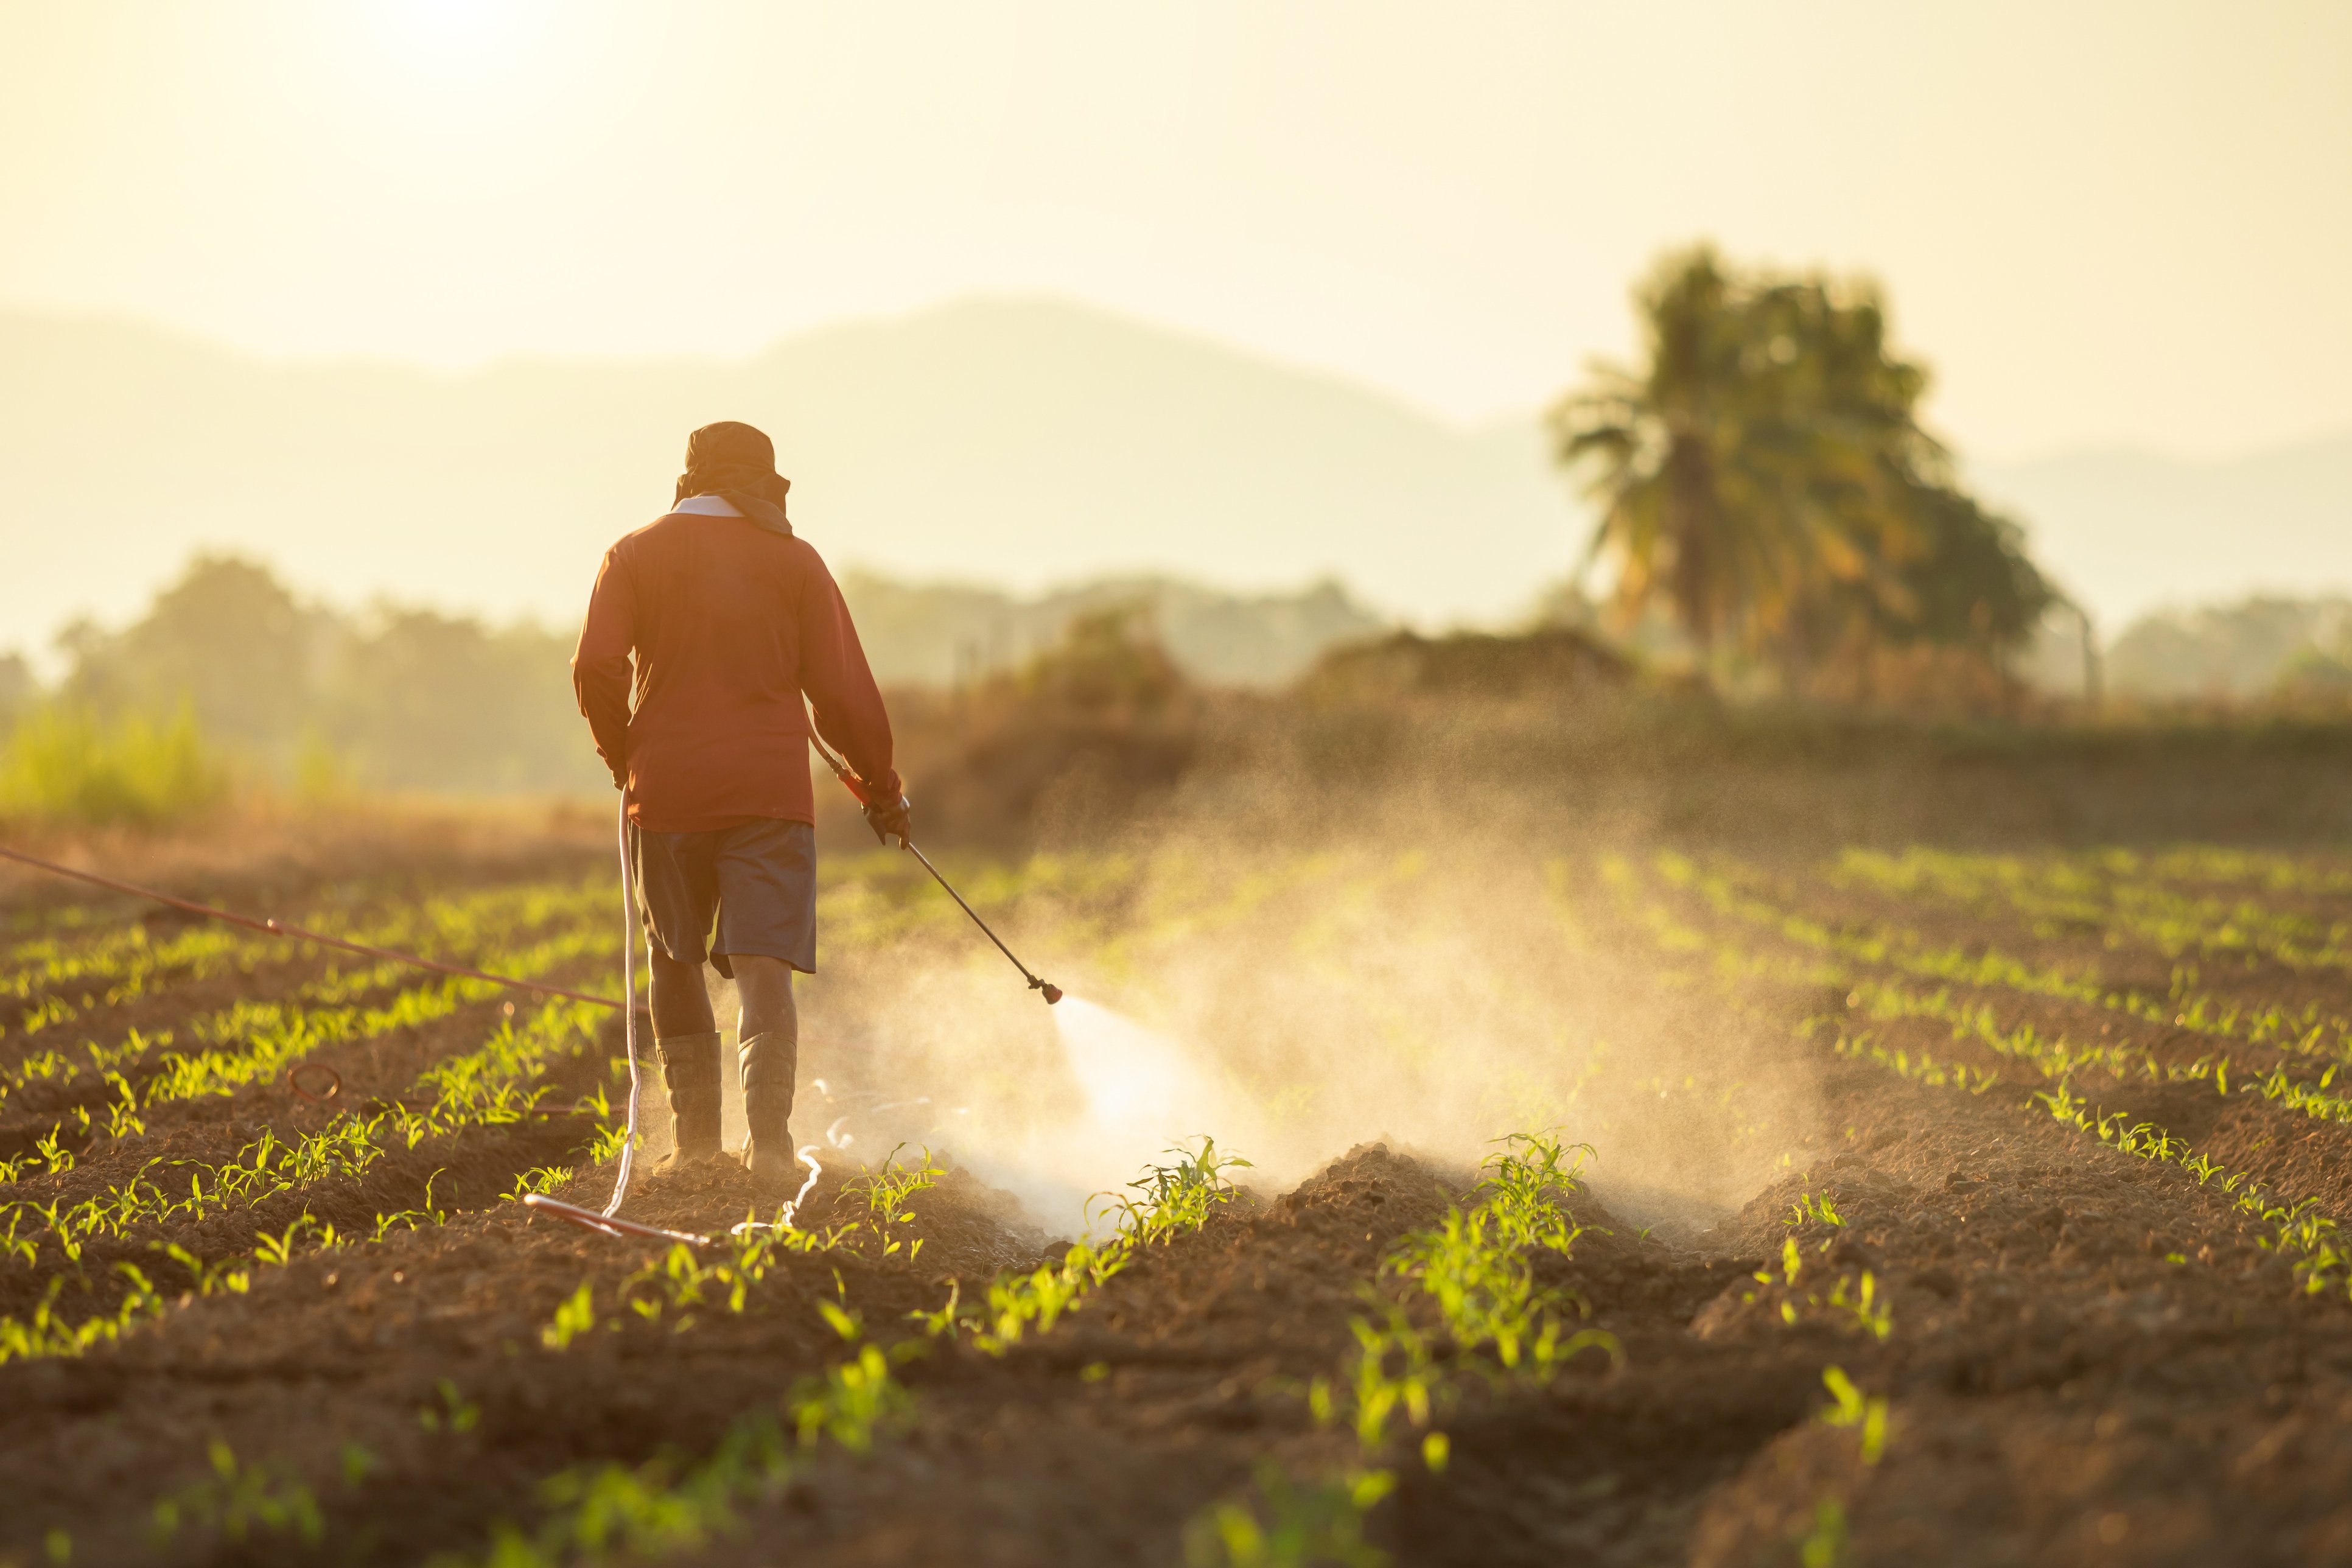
[572,549,637,790]
[797,555,898,799]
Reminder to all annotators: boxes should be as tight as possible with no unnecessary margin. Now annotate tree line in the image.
[35,556,600,794]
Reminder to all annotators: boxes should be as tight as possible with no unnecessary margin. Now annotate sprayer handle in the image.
[828,765,870,805]
[863,789,913,847]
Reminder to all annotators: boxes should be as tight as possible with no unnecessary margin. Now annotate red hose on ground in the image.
[0,842,625,1009]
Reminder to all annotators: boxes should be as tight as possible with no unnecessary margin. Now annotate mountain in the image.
[1973,434,2352,632]
[5,296,2348,667]
[0,299,1579,659]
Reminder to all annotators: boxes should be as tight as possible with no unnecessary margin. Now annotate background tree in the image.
[46,555,604,791]
[1550,245,2052,695]
[321,608,588,791]
[57,555,329,751]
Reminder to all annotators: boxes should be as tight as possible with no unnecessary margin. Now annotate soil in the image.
[10,837,2352,1566]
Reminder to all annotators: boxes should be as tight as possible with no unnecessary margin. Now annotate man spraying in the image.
[573,421,908,1184]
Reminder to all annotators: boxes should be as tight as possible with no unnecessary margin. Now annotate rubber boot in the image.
[738,1030,798,1185]
[653,1031,723,1172]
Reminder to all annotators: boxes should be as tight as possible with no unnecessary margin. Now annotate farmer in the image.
[572,420,908,1184]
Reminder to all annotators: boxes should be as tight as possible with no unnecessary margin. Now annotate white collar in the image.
[673,494,741,517]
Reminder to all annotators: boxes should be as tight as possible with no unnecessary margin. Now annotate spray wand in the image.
[807,728,1062,1005]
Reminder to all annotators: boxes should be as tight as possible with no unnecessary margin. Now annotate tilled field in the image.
[7,836,2352,1566]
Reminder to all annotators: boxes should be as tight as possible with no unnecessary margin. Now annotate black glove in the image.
[863,788,912,845]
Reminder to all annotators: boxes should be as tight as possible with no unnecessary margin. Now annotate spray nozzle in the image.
[1037,980,1064,1005]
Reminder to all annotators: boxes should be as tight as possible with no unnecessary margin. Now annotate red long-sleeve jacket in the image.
[572,510,897,833]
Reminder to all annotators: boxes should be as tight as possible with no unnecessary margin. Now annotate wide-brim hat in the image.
[679,419,791,505]
[673,421,793,536]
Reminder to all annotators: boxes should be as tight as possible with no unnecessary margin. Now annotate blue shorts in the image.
[630,817,816,977]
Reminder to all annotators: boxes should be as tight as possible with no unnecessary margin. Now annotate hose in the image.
[0,842,621,1009]
[2,755,992,1238]
[603,794,643,1219]
[584,796,818,1239]
[1,817,785,1248]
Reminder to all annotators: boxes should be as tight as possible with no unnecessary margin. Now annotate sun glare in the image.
[374,0,521,64]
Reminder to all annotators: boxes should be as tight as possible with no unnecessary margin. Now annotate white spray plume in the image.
[793,801,1823,1243]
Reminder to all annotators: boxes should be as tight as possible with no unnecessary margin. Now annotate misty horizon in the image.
[4,293,2350,673]
[11,288,2351,471]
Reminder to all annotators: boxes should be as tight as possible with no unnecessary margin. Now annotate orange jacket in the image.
[573,509,896,832]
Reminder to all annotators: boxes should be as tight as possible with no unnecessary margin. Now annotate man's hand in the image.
[863,789,912,845]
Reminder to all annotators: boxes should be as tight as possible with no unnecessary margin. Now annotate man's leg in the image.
[648,946,716,1035]
[732,954,798,1182]
[648,943,723,1170]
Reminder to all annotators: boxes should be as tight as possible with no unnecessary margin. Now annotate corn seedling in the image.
[1791,1189,1847,1228]
[466,1416,796,1568]
[846,1144,945,1261]
[1186,1132,1615,1568]
[419,1378,482,1435]
[542,1282,597,1350]
[1818,1366,1889,1464]
[147,1441,323,1550]
[1797,1499,1849,1568]
[786,1339,921,1455]
[1105,1136,1253,1248]
[1182,1463,1397,1568]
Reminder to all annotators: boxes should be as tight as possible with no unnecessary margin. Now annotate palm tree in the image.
[1549,247,1829,657]
[1550,246,2048,687]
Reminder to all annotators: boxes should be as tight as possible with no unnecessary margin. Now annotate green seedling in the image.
[1790,1189,1846,1228]
[472,1415,796,1568]
[973,1247,1103,1352]
[1098,1136,1251,1248]
[959,1138,1255,1356]
[542,1282,597,1350]
[505,1165,575,1200]
[1829,1272,1894,1342]
[909,1280,965,1339]
[419,1377,481,1434]
[252,1213,338,1268]
[788,1339,920,1455]
[847,1144,945,1261]
[1183,1463,1396,1568]
[1797,1499,1848,1568]
[149,1440,323,1549]
[1818,1365,1889,1463]
[157,1242,250,1297]
[1,1208,37,1267]
[1346,1301,1437,1450]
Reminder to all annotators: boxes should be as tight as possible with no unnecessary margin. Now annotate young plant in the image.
[542,1281,597,1350]
[787,1306,921,1455]
[148,1441,323,1550]
[1818,1365,1889,1464]
[846,1144,945,1261]
[1183,1463,1396,1568]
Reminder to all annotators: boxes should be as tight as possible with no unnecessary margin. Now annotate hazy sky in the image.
[2,1,2347,460]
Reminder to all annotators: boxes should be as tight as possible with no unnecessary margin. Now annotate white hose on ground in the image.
[732,1147,824,1237]
[602,793,642,1219]
[592,791,821,1236]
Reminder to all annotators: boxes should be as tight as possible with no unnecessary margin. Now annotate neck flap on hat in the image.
[674,461,793,537]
